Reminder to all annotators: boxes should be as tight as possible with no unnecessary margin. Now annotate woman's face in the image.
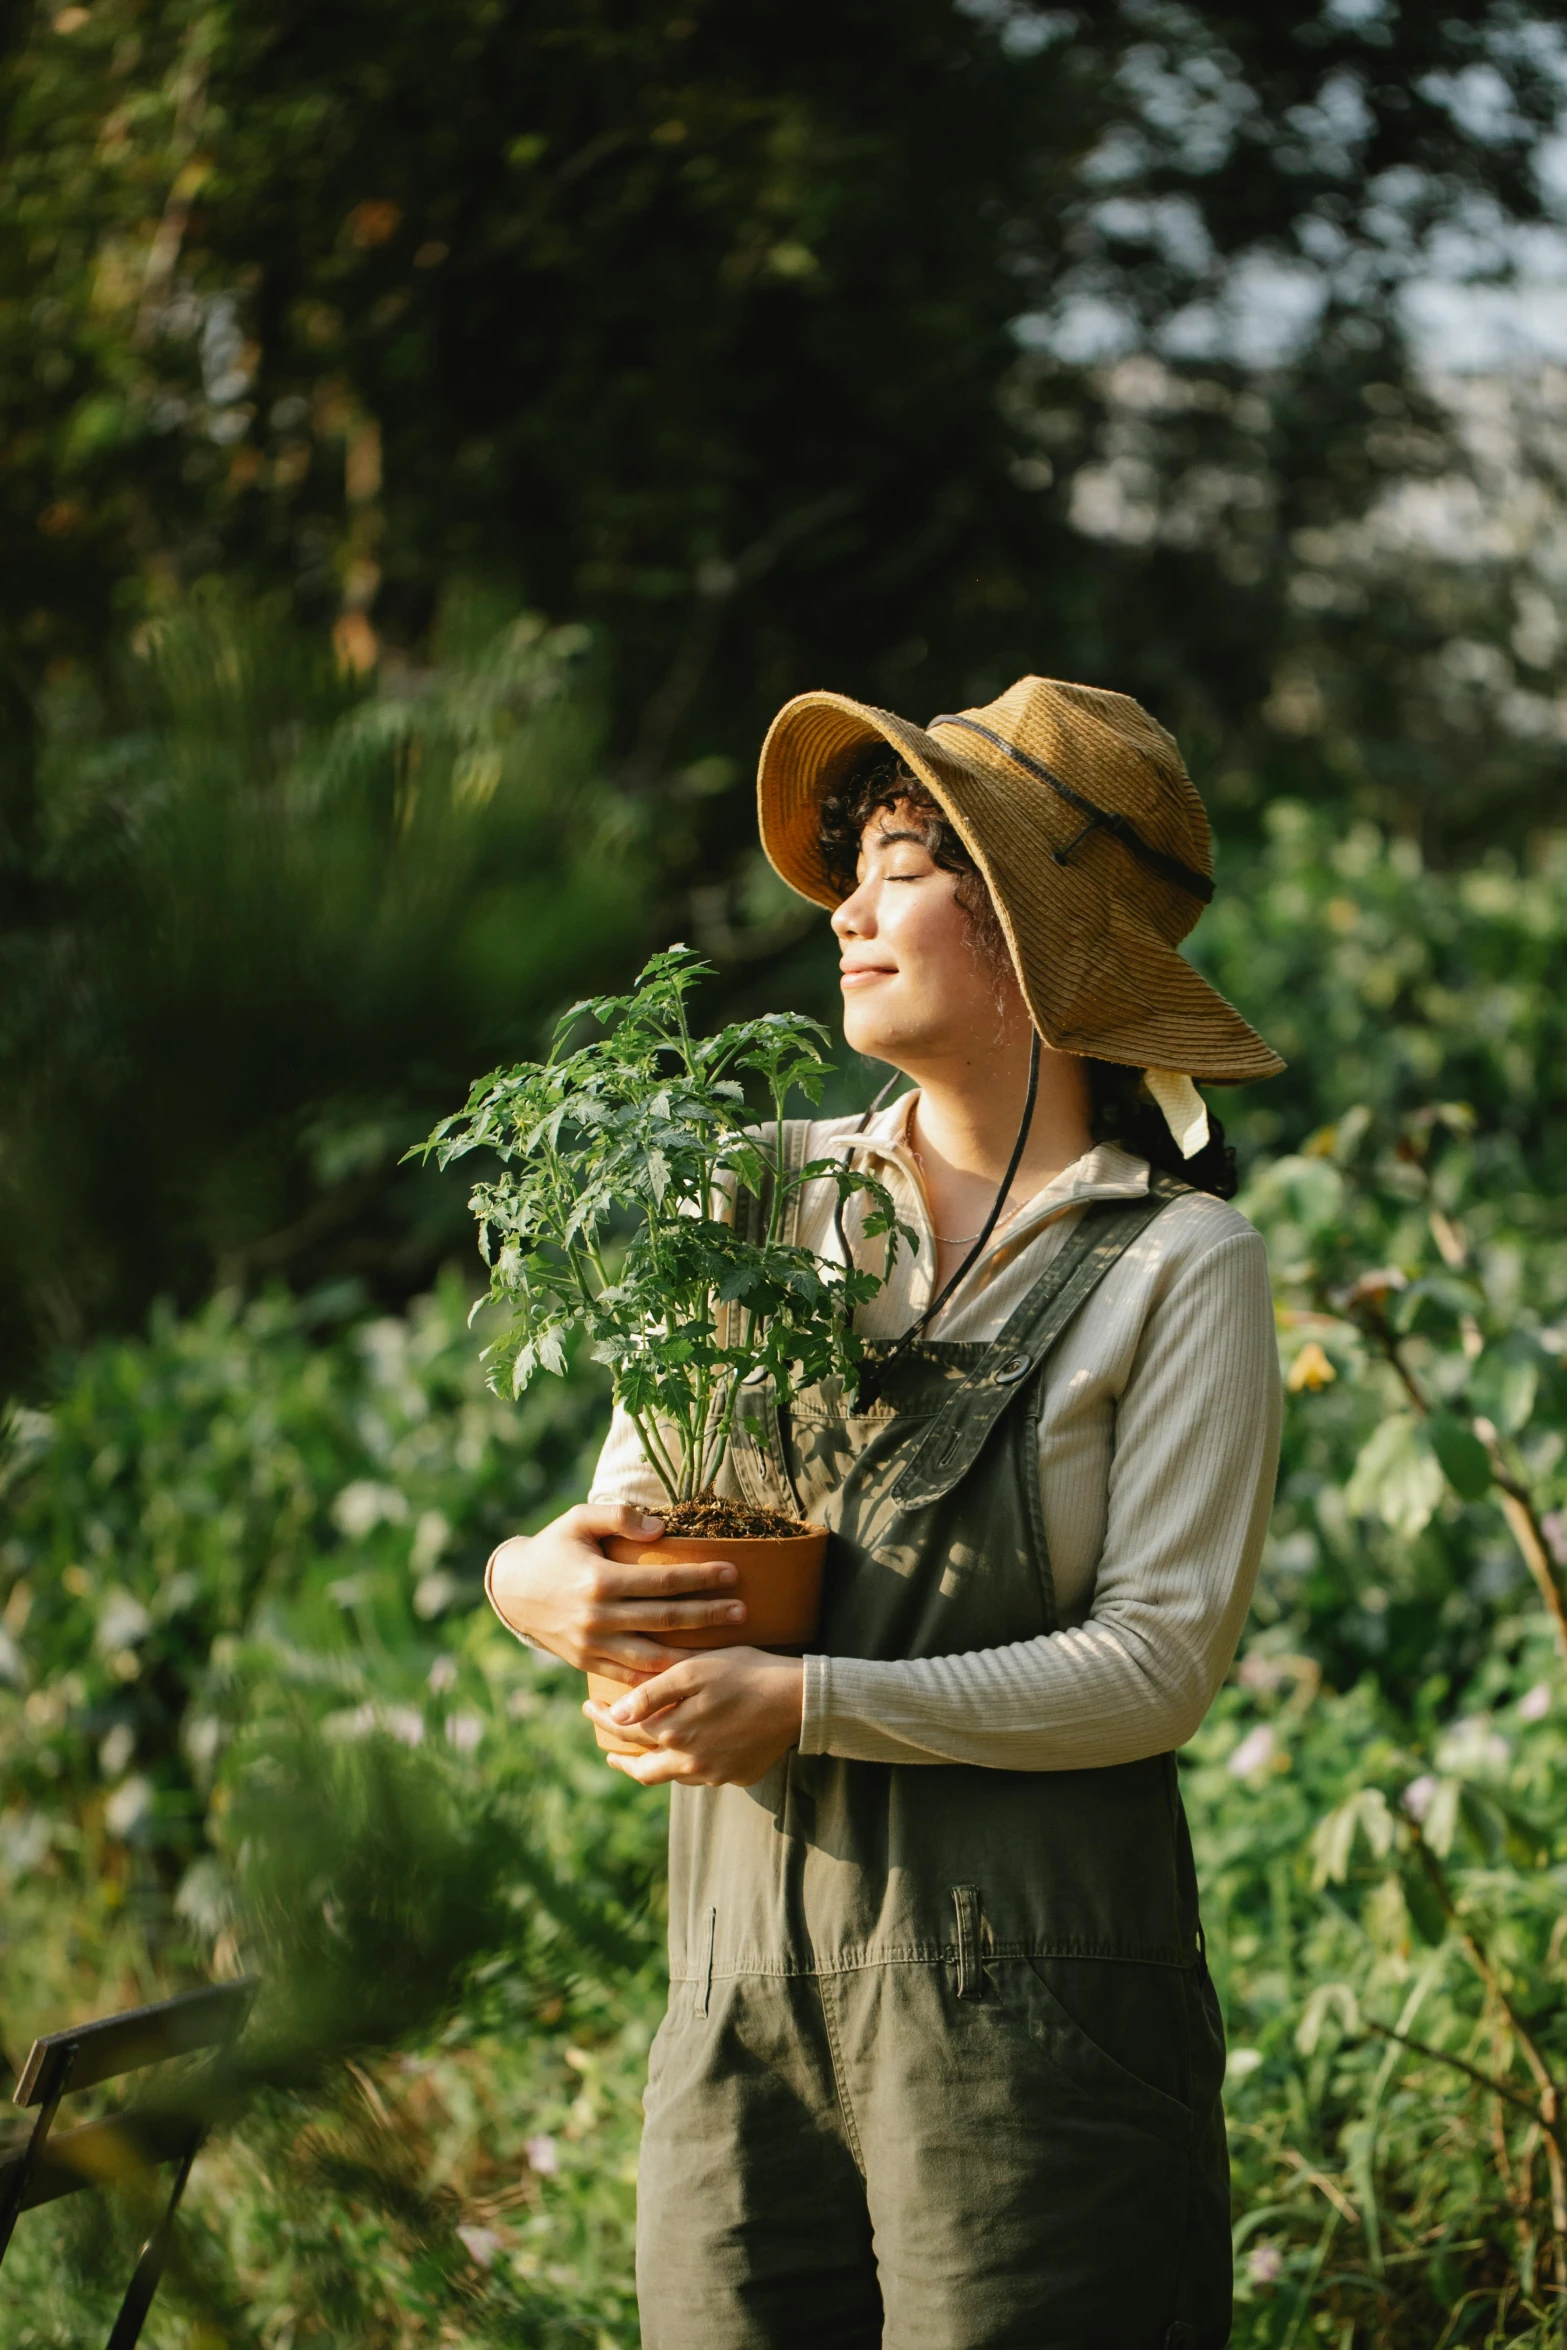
[830,803,1026,1074]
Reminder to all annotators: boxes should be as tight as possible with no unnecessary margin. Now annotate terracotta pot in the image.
[585,1528,828,1755]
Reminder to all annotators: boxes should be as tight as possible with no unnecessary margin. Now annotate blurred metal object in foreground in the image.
[0,1977,256,2348]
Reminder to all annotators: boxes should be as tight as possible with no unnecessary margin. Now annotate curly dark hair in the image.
[818,750,1238,1200]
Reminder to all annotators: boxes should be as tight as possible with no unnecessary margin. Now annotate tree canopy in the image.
[7,0,1567,849]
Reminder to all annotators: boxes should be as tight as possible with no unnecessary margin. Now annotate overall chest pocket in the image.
[724,1364,956,1524]
[725,1349,1054,1658]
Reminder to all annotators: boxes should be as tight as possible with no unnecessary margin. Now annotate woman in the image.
[486,675,1283,2350]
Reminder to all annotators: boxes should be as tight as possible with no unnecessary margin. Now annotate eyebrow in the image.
[864,824,931,850]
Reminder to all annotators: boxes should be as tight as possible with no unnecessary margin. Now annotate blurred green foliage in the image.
[0,587,650,1390]
[1197,811,1567,2341]
[0,1273,610,1910]
[1,1275,670,2345]
[7,0,1567,848]
[1202,809,1567,1699]
[5,806,1567,2343]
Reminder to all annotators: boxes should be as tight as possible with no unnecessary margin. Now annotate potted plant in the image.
[417,946,910,1745]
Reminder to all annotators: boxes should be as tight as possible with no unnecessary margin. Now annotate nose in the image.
[832,878,873,939]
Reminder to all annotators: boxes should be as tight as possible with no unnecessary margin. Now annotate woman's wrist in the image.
[767,1654,807,1745]
[485,1535,536,1644]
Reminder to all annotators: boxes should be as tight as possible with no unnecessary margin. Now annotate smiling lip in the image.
[840,963,896,987]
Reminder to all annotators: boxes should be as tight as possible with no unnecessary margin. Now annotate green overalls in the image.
[637,1161,1232,2350]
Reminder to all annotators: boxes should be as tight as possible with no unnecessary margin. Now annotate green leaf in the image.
[1344,1416,1446,1540]
[1454,1782,1506,1863]
[1421,1778,1460,1858]
[1470,1350,1539,1439]
[1427,1413,1491,1502]
[1295,1980,1359,2055]
[1398,1859,1448,1947]
[1310,1787,1394,1886]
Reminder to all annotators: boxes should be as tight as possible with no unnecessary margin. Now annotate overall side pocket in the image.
[1007,1953,1195,2147]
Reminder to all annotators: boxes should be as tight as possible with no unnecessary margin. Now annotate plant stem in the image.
[1360,2022,1554,2135]
[1402,1819,1567,2293]
[1357,1296,1432,1422]
[625,1407,680,1506]
[767,1079,786,1250]
[1405,1825,1560,2110]
[704,1412,734,1497]
[1484,1465,1567,1673]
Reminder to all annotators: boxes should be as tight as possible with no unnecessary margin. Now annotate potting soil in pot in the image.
[657,1492,809,1541]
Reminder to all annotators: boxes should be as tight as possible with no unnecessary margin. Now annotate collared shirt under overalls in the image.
[636,1146,1232,2350]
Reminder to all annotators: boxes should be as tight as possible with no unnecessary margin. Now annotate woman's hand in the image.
[486,1503,747,1687]
[586,1648,805,1786]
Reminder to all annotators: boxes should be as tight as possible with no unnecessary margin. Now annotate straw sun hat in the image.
[757,675,1284,1134]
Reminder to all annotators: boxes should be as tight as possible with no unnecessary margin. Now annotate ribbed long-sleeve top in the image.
[586,1092,1282,1772]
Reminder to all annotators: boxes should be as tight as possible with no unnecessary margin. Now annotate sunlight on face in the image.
[830,804,1025,1075]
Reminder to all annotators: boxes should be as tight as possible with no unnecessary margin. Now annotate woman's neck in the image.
[900,1037,1094,1265]
[908,1043,1091,1189]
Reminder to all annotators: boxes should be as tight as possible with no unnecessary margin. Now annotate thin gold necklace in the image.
[910,1140,1027,1248]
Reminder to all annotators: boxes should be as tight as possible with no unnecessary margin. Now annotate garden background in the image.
[5,3,1567,2343]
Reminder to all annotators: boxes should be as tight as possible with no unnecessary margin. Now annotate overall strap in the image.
[890,1172,1189,1509]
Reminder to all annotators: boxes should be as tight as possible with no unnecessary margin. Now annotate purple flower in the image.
[1247,2242,1284,2286]
[1402,1773,1438,1822]
[1228,1725,1277,1779]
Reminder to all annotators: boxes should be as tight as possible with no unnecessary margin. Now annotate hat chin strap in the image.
[842,1034,1042,1410]
[1144,1068,1210,1159]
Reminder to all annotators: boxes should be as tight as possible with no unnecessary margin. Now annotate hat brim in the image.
[757,690,1284,1085]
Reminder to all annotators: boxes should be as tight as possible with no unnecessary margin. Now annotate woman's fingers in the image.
[583,1684,686,1736]
[561,1501,666,1544]
[601,1595,747,1634]
[575,1650,663,1688]
[590,1650,797,1791]
[590,1552,740,1601]
[585,1633,702,1679]
[580,1553,744,1641]
[581,1698,666,1751]
[488,1503,747,1662]
[605,1748,692,1786]
[590,1543,736,1597]
[604,1660,703,1726]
